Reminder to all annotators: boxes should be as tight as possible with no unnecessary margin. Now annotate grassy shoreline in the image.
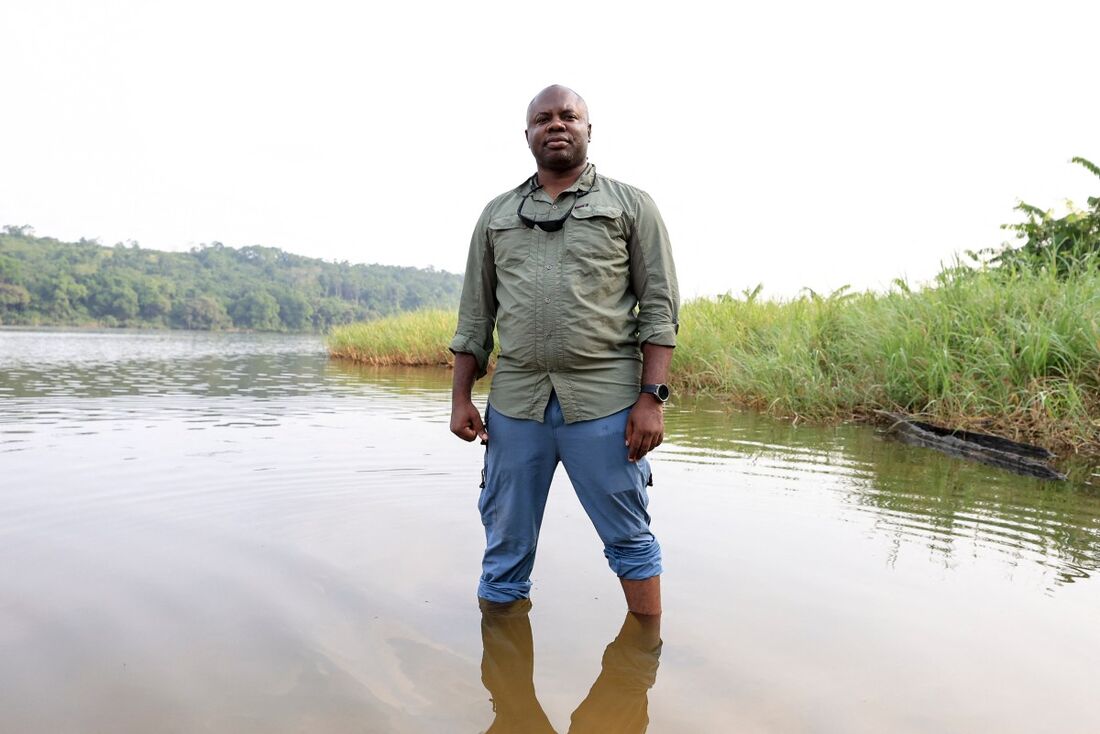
[328,266,1100,460]
[328,309,459,366]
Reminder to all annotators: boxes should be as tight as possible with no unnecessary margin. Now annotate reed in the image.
[675,263,1100,456]
[328,264,1100,456]
[328,309,460,366]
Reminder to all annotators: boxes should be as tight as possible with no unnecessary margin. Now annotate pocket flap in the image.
[488,214,526,230]
[571,205,623,220]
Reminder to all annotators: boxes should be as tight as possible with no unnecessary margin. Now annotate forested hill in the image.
[0,226,463,332]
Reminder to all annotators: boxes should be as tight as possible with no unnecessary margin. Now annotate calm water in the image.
[2,329,1099,733]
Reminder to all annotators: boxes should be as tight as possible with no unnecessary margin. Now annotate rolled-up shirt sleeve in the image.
[628,191,680,347]
[449,206,498,378]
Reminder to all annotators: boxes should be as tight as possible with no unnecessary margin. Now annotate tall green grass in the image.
[675,263,1100,455]
[328,265,1100,456]
[328,309,459,366]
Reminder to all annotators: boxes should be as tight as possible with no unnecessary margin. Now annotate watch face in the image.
[643,384,670,402]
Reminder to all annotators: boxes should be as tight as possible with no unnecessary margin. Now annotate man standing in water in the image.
[449,85,679,616]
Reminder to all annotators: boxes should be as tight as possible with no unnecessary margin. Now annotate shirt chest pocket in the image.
[567,205,628,269]
[488,215,532,269]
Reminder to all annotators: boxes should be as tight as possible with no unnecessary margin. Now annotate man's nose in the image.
[548,117,567,131]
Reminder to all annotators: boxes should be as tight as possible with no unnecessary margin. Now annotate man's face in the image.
[525,88,591,172]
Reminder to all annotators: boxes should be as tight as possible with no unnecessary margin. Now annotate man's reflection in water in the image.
[479,599,662,734]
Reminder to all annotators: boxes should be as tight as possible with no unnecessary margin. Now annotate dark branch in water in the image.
[877,411,1066,481]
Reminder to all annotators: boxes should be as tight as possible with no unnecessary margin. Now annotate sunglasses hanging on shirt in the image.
[516,170,597,232]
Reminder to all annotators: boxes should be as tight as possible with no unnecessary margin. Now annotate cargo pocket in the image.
[566,205,628,284]
[488,214,532,269]
[568,205,626,255]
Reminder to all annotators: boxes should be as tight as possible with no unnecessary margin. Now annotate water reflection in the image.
[480,600,660,734]
[0,331,457,435]
[664,401,1100,588]
[4,329,1100,732]
[0,329,332,400]
[2,328,1098,589]
[853,441,1100,586]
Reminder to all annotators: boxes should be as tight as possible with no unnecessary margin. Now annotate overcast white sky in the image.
[2,0,1098,298]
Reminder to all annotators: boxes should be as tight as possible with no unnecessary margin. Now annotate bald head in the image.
[526,85,589,126]
[524,85,592,174]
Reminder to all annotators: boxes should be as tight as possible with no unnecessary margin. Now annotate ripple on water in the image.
[3,329,1100,732]
[663,399,1100,587]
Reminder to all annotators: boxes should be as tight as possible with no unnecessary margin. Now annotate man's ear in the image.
[524,129,530,146]
[587,123,592,141]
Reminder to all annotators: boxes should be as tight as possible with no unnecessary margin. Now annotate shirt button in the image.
[545,264,552,270]
[551,205,559,210]
[544,297,550,303]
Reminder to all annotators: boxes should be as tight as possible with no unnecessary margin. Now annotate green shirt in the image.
[450,164,679,423]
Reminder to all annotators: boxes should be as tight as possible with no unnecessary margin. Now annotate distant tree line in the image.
[0,226,463,331]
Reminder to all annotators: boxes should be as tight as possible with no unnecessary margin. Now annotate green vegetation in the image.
[328,309,459,365]
[677,159,1100,457]
[326,264,1099,458]
[676,264,1099,457]
[328,158,1100,458]
[0,227,462,331]
[991,157,1100,275]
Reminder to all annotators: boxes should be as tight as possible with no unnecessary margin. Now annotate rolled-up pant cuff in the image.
[605,538,663,580]
[478,578,532,603]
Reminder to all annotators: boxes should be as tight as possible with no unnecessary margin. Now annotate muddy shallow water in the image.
[2,329,1098,733]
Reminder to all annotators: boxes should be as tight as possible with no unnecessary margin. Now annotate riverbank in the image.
[328,265,1100,460]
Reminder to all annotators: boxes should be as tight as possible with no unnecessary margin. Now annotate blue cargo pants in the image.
[477,392,662,602]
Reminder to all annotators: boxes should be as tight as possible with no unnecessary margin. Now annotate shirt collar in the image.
[562,162,597,193]
[520,162,599,202]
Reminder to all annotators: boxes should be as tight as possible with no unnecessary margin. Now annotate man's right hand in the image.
[450,400,488,443]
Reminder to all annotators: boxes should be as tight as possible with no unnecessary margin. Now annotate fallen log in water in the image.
[875,411,1066,481]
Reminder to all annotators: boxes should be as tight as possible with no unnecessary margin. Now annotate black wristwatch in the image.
[640,383,671,403]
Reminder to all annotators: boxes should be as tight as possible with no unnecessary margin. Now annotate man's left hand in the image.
[625,394,664,462]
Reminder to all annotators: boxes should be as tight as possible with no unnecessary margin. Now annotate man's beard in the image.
[536,143,587,171]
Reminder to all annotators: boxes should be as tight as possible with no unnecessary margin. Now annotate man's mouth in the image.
[545,137,571,149]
